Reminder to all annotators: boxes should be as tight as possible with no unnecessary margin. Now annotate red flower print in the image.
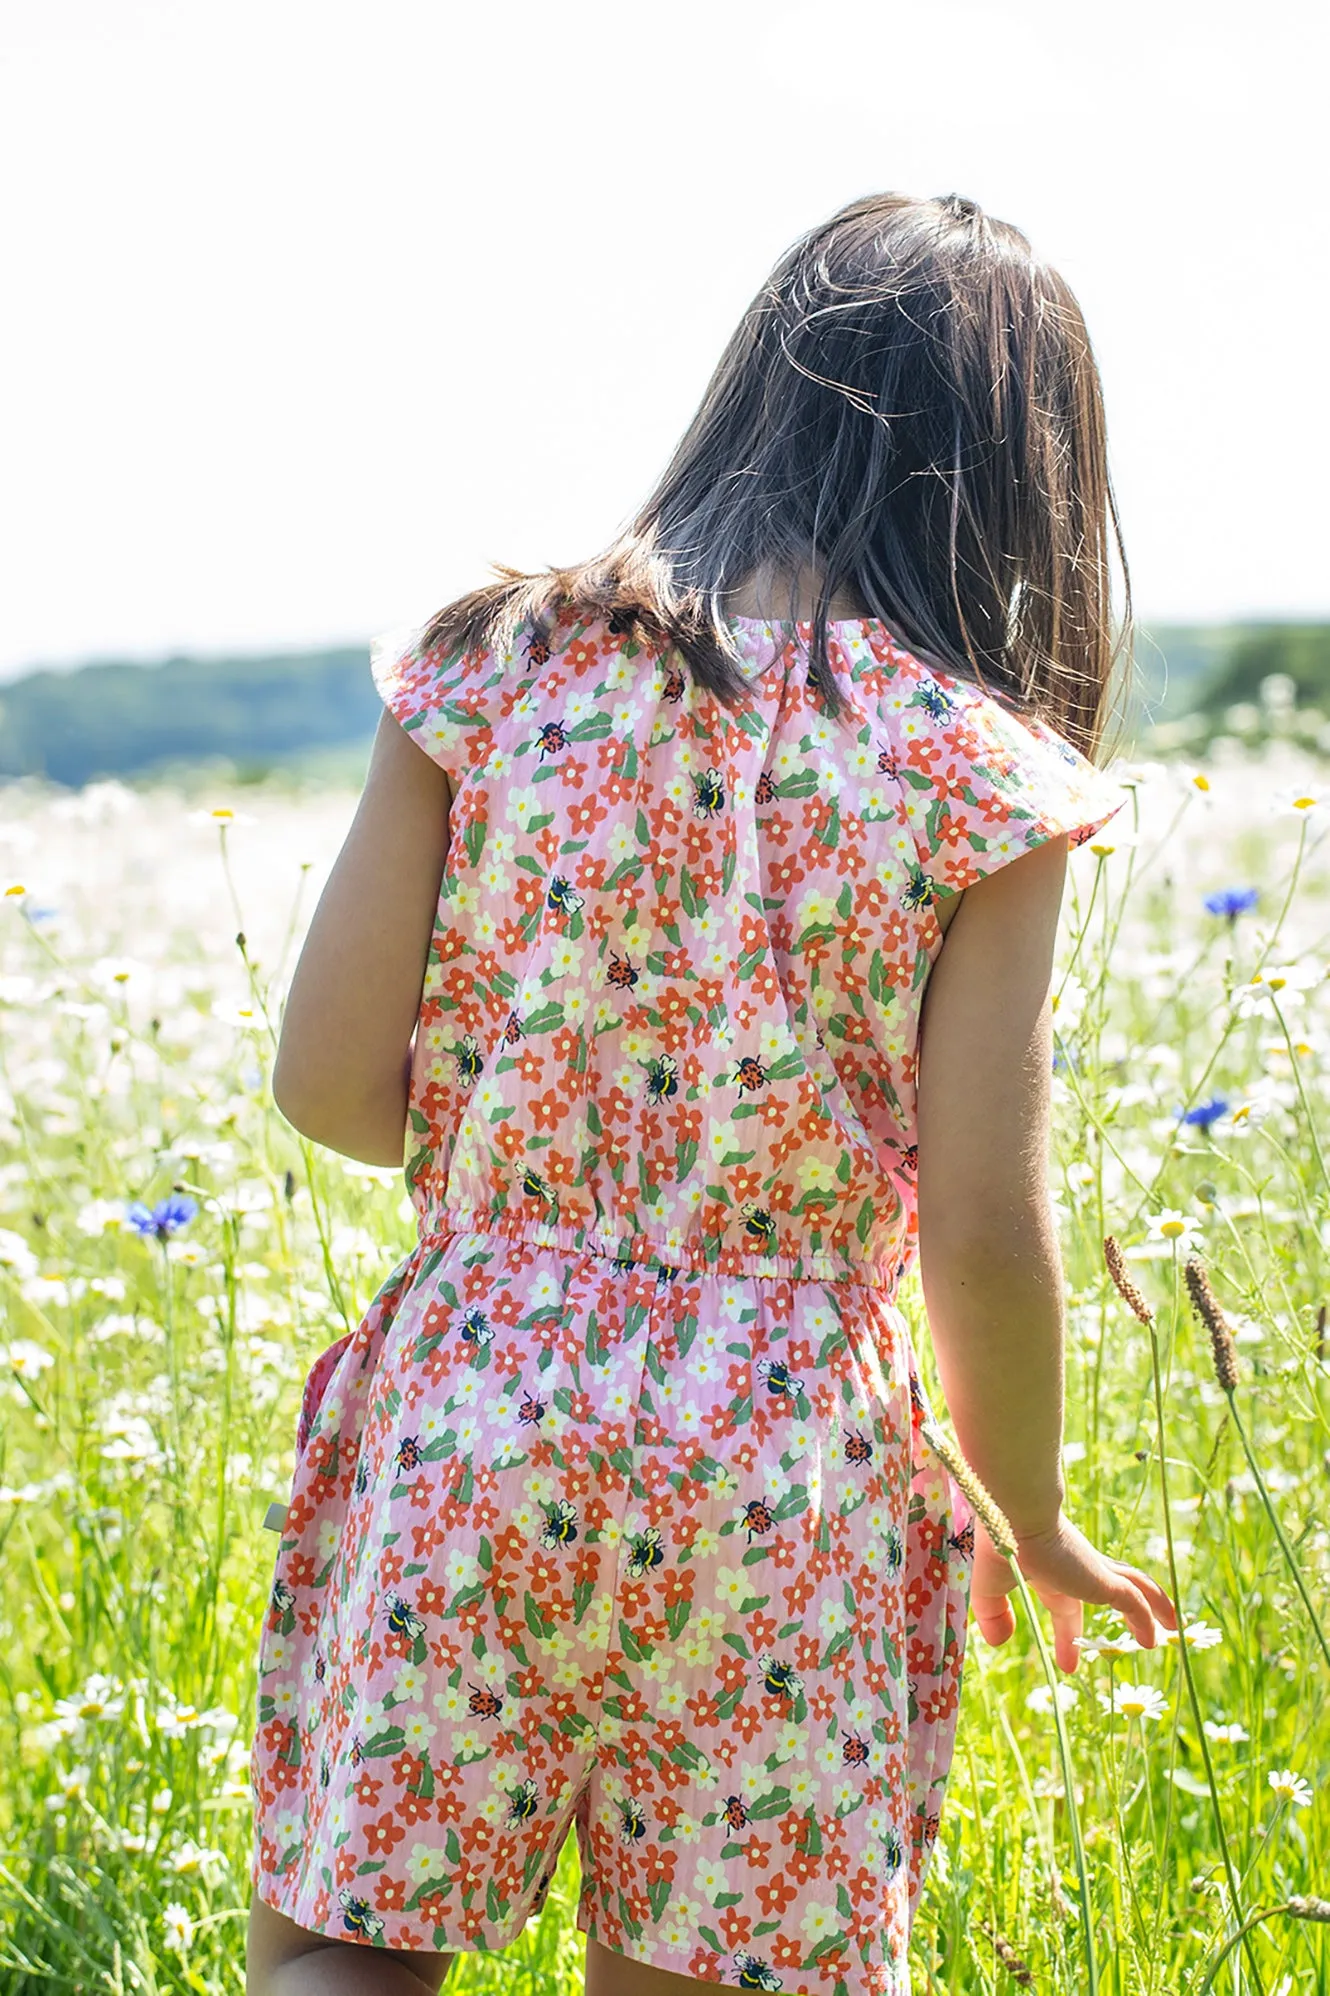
[364,1812,405,1858]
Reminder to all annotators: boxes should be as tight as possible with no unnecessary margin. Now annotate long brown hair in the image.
[419,191,1131,756]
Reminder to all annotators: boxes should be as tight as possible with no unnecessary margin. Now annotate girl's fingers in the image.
[1044,1595,1082,1674]
[1120,1566,1179,1627]
[1107,1577,1162,1648]
[971,1593,1016,1646]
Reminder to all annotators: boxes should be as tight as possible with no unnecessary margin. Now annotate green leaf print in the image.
[522,1000,565,1034]
[463,817,486,869]
[778,769,820,797]
[818,801,842,848]
[361,1724,407,1758]
[679,868,700,918]
[855,1196,875,1246]
[405,1873,453,1912]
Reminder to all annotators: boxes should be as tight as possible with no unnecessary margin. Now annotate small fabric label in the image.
[263,1501,289,1534]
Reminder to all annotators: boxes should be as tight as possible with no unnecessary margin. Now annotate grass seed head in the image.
[976,1918,1034,1985]
[1103,1235,1154,1325]
[919,1419,1017,1558]
[1288,1896,1330,1922]
[1184,1258,1240,1392]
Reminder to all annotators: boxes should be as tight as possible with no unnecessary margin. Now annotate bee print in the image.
[626,1527,664,1577]
[547,876,584,918]
[757,1655,802,1702]
[741,1499,773,1542]
[880,1826,905,1877]
[353,1454,370,1497]
[318,1747,331,1789]
[467,1684,504,1720]
[645,1054,679,1105]
[734,1950,783,1990]
[914,676,954,721]
[517,1392,546,1426]
[521,1166,553,1203]
[733,1055,768,1094]
[535,720,568,758]
[902,863,935,912]
[385,1593,427,1642]
[741,1204,777,1252]
[313,1650,326,1683]
[459,1306,495,1349]
[843,1428,873,1466]
[606,951,639,989]
[503,1011,524,1045]
[540,1499,579,1549]
[875,743,900,778]
[722,1793,750,1831]
[755,1357,803,1399]
[454,1034,483,1085]
[348,1735,364,1767]
[338,1891,384,1941]
[524,632,551,669]
[842,1731,870,1767]
[619,1798,647,1841]
[662,664,686,702]
[394,1436,422,1472]
[270,1577,295,1617]
[506,1777,540,1824]
[880,1523,905,1575]
[754,768,777,806]
[949,1517,976,1560]
[694,768,725,818]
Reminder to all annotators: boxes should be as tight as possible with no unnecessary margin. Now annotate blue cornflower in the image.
[1178,1097,1229,1131]
[1204,887,1259,920]
[126,1194,197,1242]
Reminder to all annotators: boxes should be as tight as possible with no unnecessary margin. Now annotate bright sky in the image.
[1,0,1326,681]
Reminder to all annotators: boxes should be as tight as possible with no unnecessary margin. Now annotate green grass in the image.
[0,754,1326,1993]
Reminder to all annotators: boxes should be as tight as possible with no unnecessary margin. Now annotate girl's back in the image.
[373,604,1119,1286]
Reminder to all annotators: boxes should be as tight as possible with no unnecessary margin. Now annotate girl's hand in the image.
[969,1514,1178,1674]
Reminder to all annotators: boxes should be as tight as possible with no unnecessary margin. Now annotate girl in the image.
[246,191,1176,1996]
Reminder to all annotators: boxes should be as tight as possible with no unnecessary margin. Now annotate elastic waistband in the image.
[408,1204,905,1293]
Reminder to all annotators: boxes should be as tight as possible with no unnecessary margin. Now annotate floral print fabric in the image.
[249,610,1124,1993]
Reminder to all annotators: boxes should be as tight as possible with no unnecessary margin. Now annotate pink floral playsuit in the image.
[249,607,1123,1995]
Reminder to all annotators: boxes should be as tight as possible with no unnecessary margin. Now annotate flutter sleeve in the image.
[883,663,1127,900]
[370,622,510,787]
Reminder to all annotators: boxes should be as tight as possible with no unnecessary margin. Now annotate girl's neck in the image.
[721,563,870,622]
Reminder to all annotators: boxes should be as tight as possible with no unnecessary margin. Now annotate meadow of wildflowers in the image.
[0,738,1326,1994]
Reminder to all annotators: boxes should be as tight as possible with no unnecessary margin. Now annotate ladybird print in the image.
[251,610,1124,1992]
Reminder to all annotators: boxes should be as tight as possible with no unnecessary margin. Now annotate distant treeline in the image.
[1,623,1329,787]
[0,648,380,787]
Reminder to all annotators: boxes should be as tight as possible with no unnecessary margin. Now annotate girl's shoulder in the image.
[864,641,1127,901]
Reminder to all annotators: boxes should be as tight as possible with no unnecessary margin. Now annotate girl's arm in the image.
[271,710,452,1166]
[914,836,1071,1537]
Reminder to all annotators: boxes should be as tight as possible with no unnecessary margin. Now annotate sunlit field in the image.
[1,739,1327,1995]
